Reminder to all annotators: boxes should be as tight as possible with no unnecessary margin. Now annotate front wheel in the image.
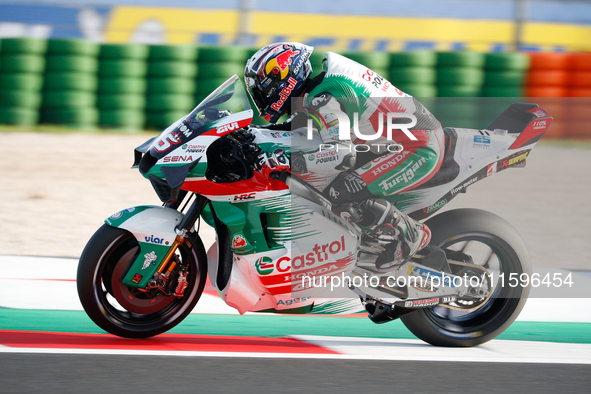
[77,224,207,338]
[401,208,531,347]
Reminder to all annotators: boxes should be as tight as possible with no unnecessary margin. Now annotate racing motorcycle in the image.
[77,74,550,346]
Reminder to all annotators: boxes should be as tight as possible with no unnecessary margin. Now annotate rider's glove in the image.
[256,149,290,178]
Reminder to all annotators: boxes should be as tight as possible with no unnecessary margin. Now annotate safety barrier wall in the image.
[0,38,589,139]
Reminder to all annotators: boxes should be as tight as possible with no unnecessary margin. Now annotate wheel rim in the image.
[424,233,524,333]
[93,232,201,329]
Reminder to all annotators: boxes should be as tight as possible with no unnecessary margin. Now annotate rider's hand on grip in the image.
[228,128,255,143]
[226,127,262,167]
[256,149,290,178]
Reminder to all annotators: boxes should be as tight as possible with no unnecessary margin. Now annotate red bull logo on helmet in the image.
[276,46,300,70]
[265,45,300,80]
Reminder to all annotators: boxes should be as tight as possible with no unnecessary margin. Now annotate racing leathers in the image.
[271,52,445,270]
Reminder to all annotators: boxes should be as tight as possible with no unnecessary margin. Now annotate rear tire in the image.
[77,224,207,338]
[401,209,531,347]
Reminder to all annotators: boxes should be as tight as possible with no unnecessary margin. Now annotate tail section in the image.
[486,103,553,150]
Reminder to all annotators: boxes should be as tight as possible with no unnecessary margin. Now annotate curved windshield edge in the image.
[147,75,253,155]
[187,74,252,129]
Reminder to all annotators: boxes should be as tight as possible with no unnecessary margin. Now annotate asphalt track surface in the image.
[1,355,590,393]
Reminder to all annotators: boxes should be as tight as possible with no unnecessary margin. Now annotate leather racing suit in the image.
[268,52,445,270]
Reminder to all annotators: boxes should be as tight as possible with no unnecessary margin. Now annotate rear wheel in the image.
[77,224,207,338]
[401,209,531,347]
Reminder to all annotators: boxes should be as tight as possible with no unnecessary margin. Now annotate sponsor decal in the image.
[154,131,183,153]
[255,256,291,276]
[442,296,457,303]
[232,234,247,249]
[144,235,166,245]
[277,297,310,306]
[362,69,395,94]
[501,151,528,169]
[182,144,206,153]
[310,93,329,108]
[162,155,195,163]
[271,77,297,111]
[487,162,497,177]
[315,150,338,164]
[178,123,192,138]
[361,162,372,170]
[532,119,548,130]
[371,73,385,90]
[233,193,256,202]
[292,46,311,77]
[473,135,491,148]
[451,177,478,195]
[259,255,354,293]
[328,125,339,136]
[216,121,240,134]
[255,256,274,275]
[329,187,339,199]
[293,264,341,287]
[327,119,339,128]
[107,207,135,223]
[423,199,447,214]
[370,151,411,177]
[292,236,346,269]
[528,108,548,118]
[404,297,440,308]
[378,157,426,191]
[131,273,143,284]
[141,251,158,270]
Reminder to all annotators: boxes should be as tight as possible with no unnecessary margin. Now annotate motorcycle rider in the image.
[244,42,448,271]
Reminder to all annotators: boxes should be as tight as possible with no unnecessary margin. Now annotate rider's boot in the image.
[356,199,448,272]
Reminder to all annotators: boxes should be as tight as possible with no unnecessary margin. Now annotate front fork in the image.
[146,194,209,297]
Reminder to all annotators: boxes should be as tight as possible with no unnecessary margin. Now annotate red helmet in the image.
[244,42,313,123]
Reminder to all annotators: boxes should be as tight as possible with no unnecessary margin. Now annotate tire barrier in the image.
[388,51,438,98]
[97,44,149,130]
[436,51,485,100]
[0,38,47,125]
[524,52,591,139]
[482,53,529,98]
[433,52,485,128]
[0,38,588,139]
[146,44,199,130]
[524,52,571,98]
[564,54,591,139]
[41,39,99,128]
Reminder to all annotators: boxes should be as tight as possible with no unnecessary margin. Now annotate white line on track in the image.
[1,338,591,364]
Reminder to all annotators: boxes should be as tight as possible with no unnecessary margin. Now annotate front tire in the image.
[401,208,531,347]
[77,224,207,338]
